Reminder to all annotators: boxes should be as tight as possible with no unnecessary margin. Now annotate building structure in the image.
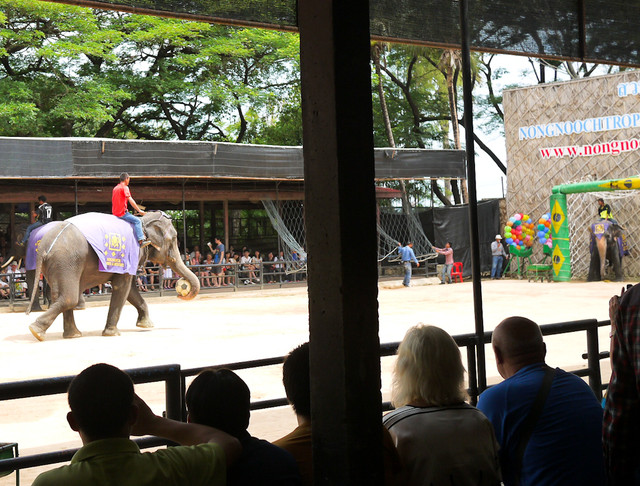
[0,137,465,256]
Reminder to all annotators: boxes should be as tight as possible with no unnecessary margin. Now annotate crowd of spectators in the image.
[183,244,304,288]
[22,276,640,485]
[0,244,306,302]
[0,258,28,299]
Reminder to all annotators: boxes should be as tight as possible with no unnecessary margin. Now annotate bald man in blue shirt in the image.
[398,242,419,287]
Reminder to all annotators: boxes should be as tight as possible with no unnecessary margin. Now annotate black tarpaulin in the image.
[0,138,465,180]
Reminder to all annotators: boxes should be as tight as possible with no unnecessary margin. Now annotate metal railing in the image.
[0,317,610,475]
[1,260,443,309]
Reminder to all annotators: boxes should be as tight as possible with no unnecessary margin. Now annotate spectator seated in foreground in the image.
[273,342,401,486]
[383,324,501,486]
[186,368,301,486]
[477,316,606,486]
[32,363,240,486]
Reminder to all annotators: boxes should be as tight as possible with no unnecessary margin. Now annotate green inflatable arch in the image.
[550,176,640,281]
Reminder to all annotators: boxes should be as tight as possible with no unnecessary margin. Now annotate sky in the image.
[473,54,536,200]
[471,54,626,200]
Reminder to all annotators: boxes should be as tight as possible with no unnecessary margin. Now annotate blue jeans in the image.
[491,256,503,278]
[441,263,452,283]
[21,221,43,243]
[119,212,144,241]
[403,262,412,286]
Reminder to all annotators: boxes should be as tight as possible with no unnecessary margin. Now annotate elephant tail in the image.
[26,249,44,315]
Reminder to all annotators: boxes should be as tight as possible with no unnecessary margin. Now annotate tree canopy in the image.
[0,0,301,142]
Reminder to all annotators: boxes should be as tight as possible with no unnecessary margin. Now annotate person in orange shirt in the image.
[112,172,150,247]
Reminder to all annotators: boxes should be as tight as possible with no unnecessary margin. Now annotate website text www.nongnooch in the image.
[540,139,640,159]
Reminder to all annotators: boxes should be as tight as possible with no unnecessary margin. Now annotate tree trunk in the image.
[372,43,412,212]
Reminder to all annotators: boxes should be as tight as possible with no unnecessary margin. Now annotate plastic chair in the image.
[0,442,19,485]
[451,262,463,283]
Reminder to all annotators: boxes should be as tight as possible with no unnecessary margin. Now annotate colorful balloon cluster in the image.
[504,213,535,250]
[537,213,553,248]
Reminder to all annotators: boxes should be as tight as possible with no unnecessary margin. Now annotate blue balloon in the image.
[540,237,547,244]
[506,238,513,244]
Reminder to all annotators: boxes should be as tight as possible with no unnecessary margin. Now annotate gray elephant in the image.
[587,220,624,281]
[27,211,199,340]
[5,222,56,311]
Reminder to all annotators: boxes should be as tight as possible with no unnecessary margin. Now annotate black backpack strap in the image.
[514,366,557,486]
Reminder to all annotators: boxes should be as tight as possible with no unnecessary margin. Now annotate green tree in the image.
[0,0,300,141]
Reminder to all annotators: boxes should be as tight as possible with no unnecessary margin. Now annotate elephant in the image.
[27,211,200,340]
[8,225,51,312]
[587,220,624,281]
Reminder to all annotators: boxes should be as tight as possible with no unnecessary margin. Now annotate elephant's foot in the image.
[136,317,154,329]
[102,327,121,337]
[29,323,47,342]
[63,329,83,339]
[74,302,86,310]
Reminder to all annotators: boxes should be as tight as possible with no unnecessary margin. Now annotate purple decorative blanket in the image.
[25,223,57,270]
[68,213,140,275]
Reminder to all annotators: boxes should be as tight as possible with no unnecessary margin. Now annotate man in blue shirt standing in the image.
[398,242,419,287]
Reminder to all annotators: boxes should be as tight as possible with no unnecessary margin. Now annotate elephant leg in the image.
[611,238,623,281]
[43,279,51,308]
[598,238,607,281]
[127,281,154,329]
[29,289,79,341]
[103,274,133,336]
[75,292,86,310]
[62,309,82,339]
[26,270,43,312]
[588,239,600,281]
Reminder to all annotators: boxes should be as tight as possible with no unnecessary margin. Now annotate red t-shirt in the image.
[112,182,131,217]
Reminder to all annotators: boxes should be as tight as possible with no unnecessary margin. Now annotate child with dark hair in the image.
[186,368,301,486]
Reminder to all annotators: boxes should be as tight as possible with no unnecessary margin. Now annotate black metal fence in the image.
[0,317,610,475]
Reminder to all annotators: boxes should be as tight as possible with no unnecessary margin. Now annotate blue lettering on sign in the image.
[613,116,622,129]
[618,81,640,97]
[518,111,640,140]
[584,119,593,132]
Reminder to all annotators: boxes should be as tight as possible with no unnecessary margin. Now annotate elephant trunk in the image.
[168,245,200,300]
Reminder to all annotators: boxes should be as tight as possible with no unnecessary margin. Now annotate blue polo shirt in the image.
[398,245,418,264]
[477,363,606,486]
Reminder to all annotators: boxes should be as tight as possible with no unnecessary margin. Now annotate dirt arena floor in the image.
[0,275,628,484]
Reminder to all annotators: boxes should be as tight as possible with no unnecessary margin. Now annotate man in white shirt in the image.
[490,235,508,279]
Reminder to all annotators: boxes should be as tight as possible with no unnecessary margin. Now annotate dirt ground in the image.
[0,275,626,485]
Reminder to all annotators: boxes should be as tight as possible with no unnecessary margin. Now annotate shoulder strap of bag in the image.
[514,365,556,486]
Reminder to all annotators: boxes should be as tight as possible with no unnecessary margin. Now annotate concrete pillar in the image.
[299,1,383,485]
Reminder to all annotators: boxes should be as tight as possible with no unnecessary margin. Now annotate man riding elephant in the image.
[112,172,151,248]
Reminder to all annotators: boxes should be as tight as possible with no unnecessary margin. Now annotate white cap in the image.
[495,234,502,239]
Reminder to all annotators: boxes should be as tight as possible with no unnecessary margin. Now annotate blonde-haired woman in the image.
[383,324,501,486]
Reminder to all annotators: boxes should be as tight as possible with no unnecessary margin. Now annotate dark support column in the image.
[74,180,79,215]
[182,181,187,255]
[460,0,487,391]
[9,203,15,244]
[299,2,383,486]
[223,200,229,251]
[199,200,205,251]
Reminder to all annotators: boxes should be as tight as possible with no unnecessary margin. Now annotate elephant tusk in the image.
[1,256,13,269]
